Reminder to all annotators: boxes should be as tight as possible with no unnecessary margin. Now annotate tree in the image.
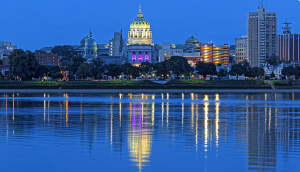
[252,67,265,78]
[51,45,76,58]
[52,72,64,80]
[282,66,297,78]
[34,50,47,54]
[154,61,169,78]
[229,64,245,76]
[36,65,61,78]
[270,72,275,78]
[76,63,92,80]
[196,62,217,78]
[122,63,141,80]
[266,55,279,66]
[218,69,227,77]
[166,56,193,78]
[140,62,153,76]
[8,49,39,80]
[105,64,122,79]
[0,59,3,65]
[91,57,105,80]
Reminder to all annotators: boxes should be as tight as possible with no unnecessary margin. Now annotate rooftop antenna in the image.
[283,19,292,34]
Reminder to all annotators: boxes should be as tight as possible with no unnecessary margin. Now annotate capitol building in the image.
[125,6,159,65]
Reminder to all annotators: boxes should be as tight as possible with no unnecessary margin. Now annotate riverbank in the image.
[0,80,272,89]
[0,89,300,93]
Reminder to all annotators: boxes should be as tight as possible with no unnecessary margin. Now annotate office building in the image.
[277,22,300,63]
[235,36,248,64]
[109,31,124,56]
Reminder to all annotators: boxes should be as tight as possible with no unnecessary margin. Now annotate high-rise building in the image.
[235,36,248,64]
[247,5,277,67]
[199,43,230,66]
[277,22,300,63]
[109,30,124,56]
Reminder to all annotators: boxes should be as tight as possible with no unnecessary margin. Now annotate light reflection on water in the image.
[0,92,300,171]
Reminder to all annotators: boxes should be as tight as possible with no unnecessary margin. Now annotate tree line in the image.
[6,46,300,81]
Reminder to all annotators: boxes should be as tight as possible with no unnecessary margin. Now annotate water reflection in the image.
[0,92,300,171]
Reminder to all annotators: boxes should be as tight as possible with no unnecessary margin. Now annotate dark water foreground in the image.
[0,92,300,172]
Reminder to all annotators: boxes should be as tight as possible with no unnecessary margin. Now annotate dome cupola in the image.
[127,6,153,45]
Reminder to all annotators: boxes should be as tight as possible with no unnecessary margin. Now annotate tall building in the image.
[247,5,277,67]
[277,22,300,63]
[235,36,248,64]
[109,30,124,56]
[199,43,230,66]
[125,6,159,65]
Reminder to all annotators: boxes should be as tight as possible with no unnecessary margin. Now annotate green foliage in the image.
[122,63,141,79]
[76,63,93,80]
[36,65,60,78]
[270,72,275,78]
[105,64,122,78]
[34,50,48,54]
[154,61,169,77]
[91,57,105,80]
[140,62,154,76]
[218,69,227,77]
[230,64,245,76]
[282,66,297,77]
[51,45,76,58]
[0,58,3,65]
[266,56,279,66]
[166,56,193,78]
[196,62,217,78]
[8,49,39,80]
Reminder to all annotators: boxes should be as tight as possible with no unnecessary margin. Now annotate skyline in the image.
[1,0,300,51]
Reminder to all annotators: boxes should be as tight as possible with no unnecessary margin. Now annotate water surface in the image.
[0,92,300,172]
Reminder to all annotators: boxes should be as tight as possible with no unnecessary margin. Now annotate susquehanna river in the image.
[0,92,300,172]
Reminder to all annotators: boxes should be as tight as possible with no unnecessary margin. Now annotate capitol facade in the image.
[125,6,159,65]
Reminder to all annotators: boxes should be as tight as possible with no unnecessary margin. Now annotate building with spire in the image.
[125,6,159,65]
[83,28,98,62]
[247,3,277,67]
[277,21,300,64]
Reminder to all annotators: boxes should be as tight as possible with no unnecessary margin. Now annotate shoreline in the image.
[0,89,299,93]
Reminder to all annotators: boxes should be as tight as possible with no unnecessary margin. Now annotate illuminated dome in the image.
[127,6,153,45]
[185,35,199,45]
[130,13,150,29]
[81,35,89,46]
[83,28,97,62]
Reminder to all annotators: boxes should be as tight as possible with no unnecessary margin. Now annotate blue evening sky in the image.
[1,0,300,51]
